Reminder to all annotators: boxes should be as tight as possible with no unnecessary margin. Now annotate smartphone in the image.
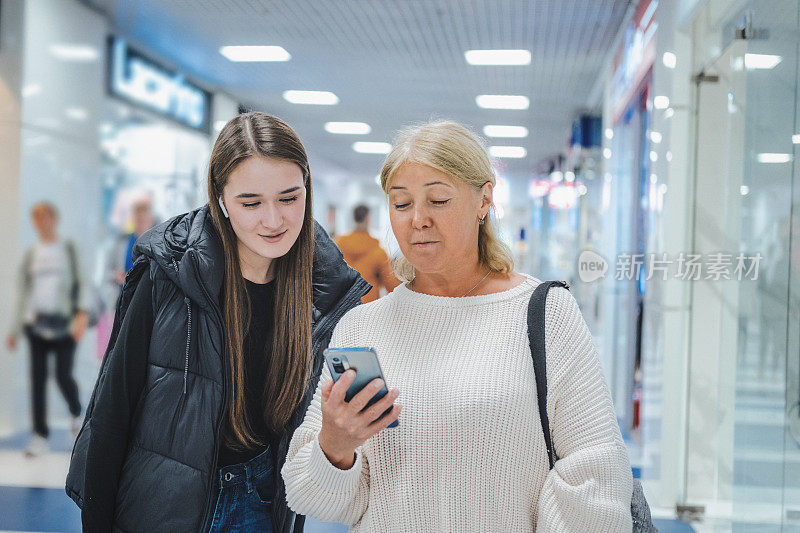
[324,347,399,428]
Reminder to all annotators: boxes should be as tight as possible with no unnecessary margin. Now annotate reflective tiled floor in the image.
[0,429,347,532]
[0,426,693,533]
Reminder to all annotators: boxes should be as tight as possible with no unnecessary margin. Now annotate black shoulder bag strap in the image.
[527,280,657,532]
[65,240,80,314]
[526,279,569,469]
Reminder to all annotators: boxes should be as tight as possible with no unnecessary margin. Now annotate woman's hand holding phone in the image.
[318,370,402,470]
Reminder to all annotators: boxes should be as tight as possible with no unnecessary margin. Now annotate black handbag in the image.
[30,312,72,340]
[527,280,658,533]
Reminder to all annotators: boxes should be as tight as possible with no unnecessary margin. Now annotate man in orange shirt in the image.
[336,205,400,303]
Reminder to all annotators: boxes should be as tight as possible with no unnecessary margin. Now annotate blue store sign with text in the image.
[108,37,211,132]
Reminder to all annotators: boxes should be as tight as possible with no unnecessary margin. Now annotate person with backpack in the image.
[66,113,370,532]
[6,201,89,457]
[282,121,639,532]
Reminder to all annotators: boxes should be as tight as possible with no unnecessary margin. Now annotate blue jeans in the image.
[208,447,274,532]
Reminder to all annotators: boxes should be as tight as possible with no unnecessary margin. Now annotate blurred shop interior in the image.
[0,0,799,531]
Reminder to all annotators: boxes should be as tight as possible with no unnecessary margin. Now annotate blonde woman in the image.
[282,121,633,532]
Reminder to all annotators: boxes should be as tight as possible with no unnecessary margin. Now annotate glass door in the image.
[690,2,800,530]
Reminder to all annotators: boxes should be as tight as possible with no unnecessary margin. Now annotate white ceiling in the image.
[87,0,632,181]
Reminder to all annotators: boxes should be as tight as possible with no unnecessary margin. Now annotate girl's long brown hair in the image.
[207,112,314,447]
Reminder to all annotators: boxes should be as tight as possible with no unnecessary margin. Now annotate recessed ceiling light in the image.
[653,95,670,109]
[219,45,290,62]
[353,142,391,154]
[283,90,339,105]
[744,53,782,69]
[476,95,529,110]
[662,52,677,69]
[483,125,528,138]
[22,84,41,98]
[325,122,371,135]
[50,44,99,62]
[489,146,526,158]
[465,49,531,66]
[650,131,662,143]
[740,185,750,195]
[757,153,792,163]
[793,134,800,144]
[605,128,614,139]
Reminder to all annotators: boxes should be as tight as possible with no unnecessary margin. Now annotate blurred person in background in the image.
[283,121,633,532]
[111,197,156,287]
[67,112,369,533]
[5,202,89,457]
[336,204,399,303]
[95,197,155,361]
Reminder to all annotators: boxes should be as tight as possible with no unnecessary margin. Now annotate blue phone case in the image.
[324,347,399,428]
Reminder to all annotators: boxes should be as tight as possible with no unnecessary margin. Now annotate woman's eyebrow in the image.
[234,186,301,198]
[389,181,451,190]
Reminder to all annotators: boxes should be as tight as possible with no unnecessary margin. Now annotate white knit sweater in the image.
[282,275,633,532]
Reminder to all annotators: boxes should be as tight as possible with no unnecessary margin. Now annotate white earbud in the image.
[218,196,229,218]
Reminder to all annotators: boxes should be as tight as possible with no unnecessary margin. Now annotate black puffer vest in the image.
[66,206,370,532]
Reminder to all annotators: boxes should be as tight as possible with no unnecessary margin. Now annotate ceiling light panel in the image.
[744,54,782,69]
[476,95,529,110]
[49,44,99,62]
[220,45,291,62]
[465,49,531,65]
[325,122,371,134]
[483,125,529,138]
[283,90,339,105]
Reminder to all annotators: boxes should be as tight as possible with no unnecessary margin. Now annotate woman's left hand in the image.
[72,311,89,341]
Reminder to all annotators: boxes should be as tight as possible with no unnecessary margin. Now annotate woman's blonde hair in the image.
[379,120,514,281]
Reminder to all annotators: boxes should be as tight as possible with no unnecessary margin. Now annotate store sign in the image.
[528,179,552,199]
[548,184,578,210]
[610,0,657,122]
[108,38,210,132]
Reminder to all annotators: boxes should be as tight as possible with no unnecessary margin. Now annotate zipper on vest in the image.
[170,257,192,395]
[188,248,228,530]
[183,297,192,394]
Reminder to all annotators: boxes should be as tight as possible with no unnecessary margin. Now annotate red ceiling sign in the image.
[610,0,658,123]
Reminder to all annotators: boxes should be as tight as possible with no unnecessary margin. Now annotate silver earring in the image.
[218,196,229,218]
[479,215,486,225]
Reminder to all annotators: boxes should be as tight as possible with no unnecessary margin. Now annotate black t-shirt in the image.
[217,278,277,466]
[82,274,277,531]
